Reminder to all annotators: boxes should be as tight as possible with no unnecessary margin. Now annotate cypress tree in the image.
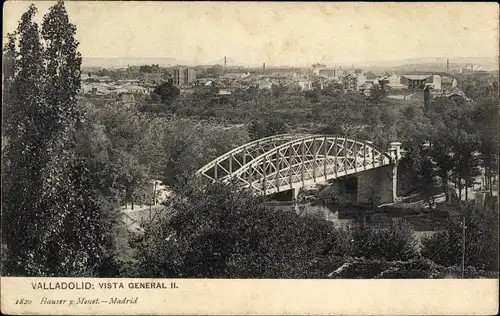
[2,1,118,276]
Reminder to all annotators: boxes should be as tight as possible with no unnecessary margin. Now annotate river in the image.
[267,201,438,249]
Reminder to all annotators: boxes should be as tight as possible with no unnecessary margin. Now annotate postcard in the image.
[1,1,499,315]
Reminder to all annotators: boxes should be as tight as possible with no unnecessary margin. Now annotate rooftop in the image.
[401,75,433,80]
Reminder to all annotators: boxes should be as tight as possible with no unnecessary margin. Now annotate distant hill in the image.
[360,57,498,73]
[82,57,198,68]
[82,57,255,68]
[82,56,498,71]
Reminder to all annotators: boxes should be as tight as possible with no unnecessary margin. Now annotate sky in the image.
[3,1,499,66]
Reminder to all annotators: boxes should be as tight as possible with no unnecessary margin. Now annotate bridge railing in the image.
[196,134,401,196]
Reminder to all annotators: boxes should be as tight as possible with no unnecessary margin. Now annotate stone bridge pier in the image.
[356,164,397,204]
[356,141,401,205]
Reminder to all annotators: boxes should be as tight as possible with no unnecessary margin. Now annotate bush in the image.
[349,218,419,261]
[421,202,499,271]
[131,183,350,278]
[376,258,441,279]
[330,257,444,279]
[329,258,391,279]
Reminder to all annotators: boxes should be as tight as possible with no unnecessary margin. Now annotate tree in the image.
[304,90,320,103]
[398,141,440,208]
[472,95,499,195]
[76,104,154,209]
[367,84,386,104]
[423,96,484,202]
[209,64,224,77]
[424,86,432,109]
[139,64,160,73]
[158,122,249,192]
[452,132,482,201]
[311,80,322,91]
[2,2,119,276]
[271,84,286,98]
[349,219,419,261]
[132,182,349,278]
[247,117,287,140]
[428,139,455,201]
[421,202,499,272]
[154,81,180,105]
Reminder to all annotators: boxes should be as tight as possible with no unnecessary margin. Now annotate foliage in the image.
[139,64,160,73]
[366,84,387,104]
[348,219,419,261]
[160,122,249,192]
[207,64,224,78]
[132,183,351,278]
[75,104,154,208]
[329,256,498,279]
[153,81,180,105]
[248,116,287,140]
[398,141,440,208]
[2,1,119,276]
[329,257,442,279]
[470,95,499,195]
[421,201,499,271]
[129,182,434,278]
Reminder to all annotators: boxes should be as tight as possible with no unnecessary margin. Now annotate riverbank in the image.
[267,199,453,249]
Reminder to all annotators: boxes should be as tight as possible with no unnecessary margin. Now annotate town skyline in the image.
[79,56,499,70]
[4,2,499,67]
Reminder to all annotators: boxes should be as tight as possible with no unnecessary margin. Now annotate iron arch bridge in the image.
[196,134,400,196]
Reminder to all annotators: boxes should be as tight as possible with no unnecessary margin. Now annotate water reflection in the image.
[267,200,437,247]
[267,201,355,228]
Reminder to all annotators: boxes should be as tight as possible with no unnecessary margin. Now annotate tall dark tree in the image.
[154,81,180,105]
[2,1,119,276]
[2,4,48,275]
[398,141,440,209]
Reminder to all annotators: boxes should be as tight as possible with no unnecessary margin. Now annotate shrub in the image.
[132,183,350,278]
[421,202,499,271]
[349,218,419,261]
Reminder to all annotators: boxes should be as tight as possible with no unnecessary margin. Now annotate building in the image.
[441,76,458,89]
[362,83,375,96]
[117,79,141,85]
[172,67,196,86]
[444,91,470,102]
[431,75,442,90]
[143,73,167,84]
[257,80,272,90]
[382,75,404,90]
[122,84,148,95]
[221,73,251,80]
[81,74,113,83]
[297,79,312,91]
[217,88,232,95]
[119,93,135,105]
[400,75,433,89]
[355,72,367,90]
[317,68,345,79]
[341,74,358,91]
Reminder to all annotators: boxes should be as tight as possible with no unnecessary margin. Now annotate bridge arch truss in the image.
[197,134,396,196]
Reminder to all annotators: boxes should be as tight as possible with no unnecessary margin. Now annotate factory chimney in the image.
[263,62,266,73]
